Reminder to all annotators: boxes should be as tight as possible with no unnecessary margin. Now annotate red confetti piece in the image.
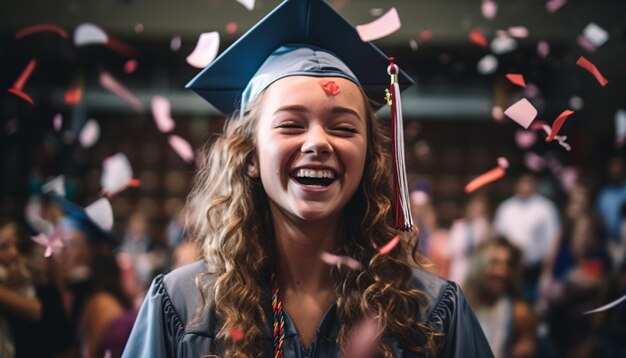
[124,59,138,74]
[320,80,340,96]
[419,30,433,42]
[15,24,68,39]
[469,29,488,48]
[379,235,400,254]
[8,59,37,105]
[64,87,82,105]
[226,22,238,34]
[505,73,526,87]
[546,110,574,142]
[229,327,245,341]
[576,56,608,87]
[464,158,508,193]
[107,36,139,57]
[127,178,141,187]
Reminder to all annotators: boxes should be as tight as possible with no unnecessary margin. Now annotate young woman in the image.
[124,0,492,356]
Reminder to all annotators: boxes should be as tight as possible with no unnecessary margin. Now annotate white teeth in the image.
[293,168,336,179]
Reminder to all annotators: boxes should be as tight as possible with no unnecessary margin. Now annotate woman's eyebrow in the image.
[331,106,362,120]
[273,104,362,120]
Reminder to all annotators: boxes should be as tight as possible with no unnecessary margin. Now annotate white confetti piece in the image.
[477,54,498,75]
[356,7,401,42]
[85,198,113,231]
[508,26,528,38]
[169,135,195,163]
[504,98,537,129]
[491,34,517,54]
[101,153,133,196]
[74,23,108,46]
[42,175,65,197]
[235,0,255,11]
[151,96,176,133]
[186,32,220,69]
[79,119,100,148]
[584,294,626,315]
[481,0,497,19]
[583,22,609,47]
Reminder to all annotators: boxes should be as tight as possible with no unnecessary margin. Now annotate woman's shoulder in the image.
[409,268,464,327]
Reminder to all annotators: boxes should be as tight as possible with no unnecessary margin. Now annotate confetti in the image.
[410,190,429,205]
[101,153,134,196]
[583,294,626,315]
[477,54,498,75]
[419,30,433,42]
[134,23,143,33]
[542,125,571,151]
[508,26,528,38]
[559,166,578,192]
[577,35,597,53]
[506,73,526,87]
[320,252,363,270]
[99,71,143,111]
[235,0,255,11]
[491,34,517,54]
[106,37,139,57]
[170,36,182,51]
[576,56,608,86]
[356,7,401,42]
[546,0,567,13]
[409,39,418,51]
[169,135,195,163]
[124,59,138,74]
[74,23,108,46]
[514,130,536,149]
[545,110,574,142]
[64,87,82,105]
[229,327,245,341]
[491,106,504,121]
[537,41,550,58]
[524,152,546,172]
[15,24,68,39]
[8,59,36,105]
[615,109,626,148]
[226,22,238,34]
[186,32,220,68]
[53,113,63,131]
[151,96,176,133]
[79,119,100,148]
[465,158,508,193]
[568,96,584,111]
[583,22,609,47]
[345,315,381,358]
[379,235,401,254]
[469,29,488,48]
[504,98,537,129]
[85,198,114,231]
[32,226,65,257]
[42,175,65,196]
[481,0,497,19]
[320,80,340,96]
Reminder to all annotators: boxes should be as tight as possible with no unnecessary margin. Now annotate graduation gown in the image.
[123,261,493,357]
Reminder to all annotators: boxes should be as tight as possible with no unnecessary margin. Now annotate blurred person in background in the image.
[596,156,626,243]
[494,172,561,303]
[448,193,494,286]
[464,237,537,358]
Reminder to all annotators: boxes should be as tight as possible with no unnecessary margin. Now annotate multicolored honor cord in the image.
[386,57,414,231]
[271,273,285,358]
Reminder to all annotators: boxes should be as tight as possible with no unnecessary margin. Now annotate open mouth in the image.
[291,168,337,187]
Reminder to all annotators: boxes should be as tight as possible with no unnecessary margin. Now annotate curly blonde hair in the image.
[187,92,442,357]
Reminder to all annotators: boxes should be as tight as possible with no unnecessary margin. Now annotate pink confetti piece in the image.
[15,24,68,39]
[32,227,65,257]
[345,315,381,358]
[583,294,626,315]
[481,0,497,19]
[101,153,134,196]
[64,87,82,105]
[236,0,255,11]
[477,54,498,75]
[514,130,536,149]
[524,152,546,172]
[134,23,143,33]
[124,59,138,74]
[186,32,220,68]
[559,166,578,192]
[546,110,574,142]
[542,125,571,151]
[409,39,418,51]
[576,56,608,87]
[74,23,108,46]
[79,119,100,148]
[469,29,488,48]
[491,106,504,121]
[151,96,176,133]
[229,327,245,341]
[577,35,597,53]
[320,80,340,96]
[320,252,363,270]
[546,0,567,13]
[615,109,626,148]
[583,22,609,47]
[106,36,139,57]
[42,175,65,196]
[537,41,550,58]
[99,71,143,111]
[506,73,526,87]
[508,26,528,38]
[356,7,401,42]
[53,113,63,131]
[465,158,508,193]
[504,98,537,129]
[379,235,401,254]
[8,59,36,105]
[170,36,182,51]
[226,22,238,34]
[169,135,195,163]
[85,198,113,231]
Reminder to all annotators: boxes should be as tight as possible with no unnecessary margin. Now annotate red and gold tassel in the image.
[386,58,414,231]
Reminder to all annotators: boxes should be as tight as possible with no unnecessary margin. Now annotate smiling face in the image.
[255,76,368,226]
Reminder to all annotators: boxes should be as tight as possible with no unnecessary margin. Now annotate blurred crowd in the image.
[1,157,625,358]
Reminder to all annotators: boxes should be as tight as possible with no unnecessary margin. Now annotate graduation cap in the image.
[187,0,414,230]
[52,195,117,245]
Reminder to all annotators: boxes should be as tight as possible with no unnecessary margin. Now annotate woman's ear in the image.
[247,156,259,178]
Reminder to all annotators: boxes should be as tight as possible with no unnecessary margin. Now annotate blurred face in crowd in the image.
[571,216,596,259]
[514,174,536,199]
[61,228,93,276]
[482,245,513,297]
[607,157,625,184]
[466,195,488,220]
[0,223,20,272]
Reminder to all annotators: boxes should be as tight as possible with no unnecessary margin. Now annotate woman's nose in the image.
[301,125,332,156]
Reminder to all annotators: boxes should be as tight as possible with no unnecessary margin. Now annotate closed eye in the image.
[334,127,358,133]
